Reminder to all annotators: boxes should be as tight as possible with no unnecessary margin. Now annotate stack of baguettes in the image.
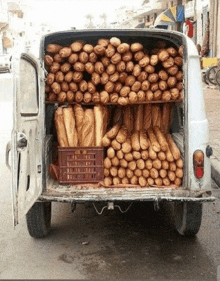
[102,104,183,188]
[54,104,108,147]
[45,37,183,105]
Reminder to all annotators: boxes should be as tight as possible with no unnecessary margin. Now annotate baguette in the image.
[122,139,132,154]
[111,139,121,150]
[161,104,172,134]
[107,147,115,159]
[151,105,161,128]
[73,104,84,146]
[134,169,142,177]
[123,106,134,134]
[143,104,152,130]
[145,159,153,171]
[133,151,141,160]
[104,157,112,169]
[153,126,168,152]
[116,126,128,143]
[104,177,112,186]
[63,107,78,147]
[147,128,161,152]
[54,107,69,147]
[134,104,143,131]
[140,129,149,150]
[94,105,104,146]
[106,122,121,139]
[117,150,124,160]
[139,176,147,187]
[131,131,140,151]
[166,146,174,162]
[81,109,95,146]
[113,177,121,185]
[166,134,181,160]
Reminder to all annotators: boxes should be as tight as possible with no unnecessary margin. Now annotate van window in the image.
[20,58,38,115]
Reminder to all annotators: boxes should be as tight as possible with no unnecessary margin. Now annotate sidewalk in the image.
[203,84,220,185]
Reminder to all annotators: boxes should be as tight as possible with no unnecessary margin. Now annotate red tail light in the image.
[193,150,204,179]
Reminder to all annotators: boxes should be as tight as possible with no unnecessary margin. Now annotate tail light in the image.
[193,150,204,179]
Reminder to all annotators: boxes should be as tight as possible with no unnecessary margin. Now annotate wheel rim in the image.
[207,66,218,85]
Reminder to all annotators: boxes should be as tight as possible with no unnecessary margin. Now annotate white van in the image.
[6,29,215,238]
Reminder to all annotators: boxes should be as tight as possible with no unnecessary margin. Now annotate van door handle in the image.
[17,133,27,148]
[6,141,11,170]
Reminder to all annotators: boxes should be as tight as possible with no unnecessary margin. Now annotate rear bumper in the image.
[38,185,215,203]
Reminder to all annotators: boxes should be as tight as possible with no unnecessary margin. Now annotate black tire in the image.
[207,66,218,85]
[26,202,51,238]
[216,68,220,86]
[174,202,202,236]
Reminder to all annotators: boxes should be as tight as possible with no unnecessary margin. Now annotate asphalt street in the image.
[0,73,220,280]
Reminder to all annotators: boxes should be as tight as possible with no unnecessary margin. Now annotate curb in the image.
[210,156,220,187]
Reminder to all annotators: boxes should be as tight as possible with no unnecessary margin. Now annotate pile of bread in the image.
[45,37,183,105]
[102,104,183,187]
[54,104,108,148]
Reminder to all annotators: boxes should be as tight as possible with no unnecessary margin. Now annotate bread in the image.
[111,139,121,150]
[94,105,104,146]
[123,106,134,134]
[126,169,134,179]
[47,44,62,54]
[147,128,161,152]
[81,109,95,146]
[118,167,126,179]
[133,151,141,160]
[153,126,168,152]
[176,158,183,168]
[83,92,92,103]
[63,107,78,147]
[104,157,112,169]
[113,177,121,185]
[104,168,110,177]
[139,176,147,187]
[116,126,128,143]
[137,159,145,170]
[120,159,128,168]
[140,130,149,150]
[142,169,149,178]
[158,151,166,161]
[174,178,182,187]
[147,178,154,186]
[150,168,159,179]
[106,122,121,139]
[73,104,84,146]
[141,150,149,160]
[110,167,118,177]
[124,153,133,162]
[112,156,120,168]
[122,139,132,154]
[128,161,136,171]
[170,162,177,172]
[151,105,161,128]
[134,105,143,131]
[166,134,181,160]
[131,131,140,151]
[143,104,152,130]
[155,178,163,187]
[176,168,184,178]
[130,175,138,185]
[152,159,162,170]
[159,169,167,179]
[161,104,172,134]
[134,169,142,177]
[162,160,169,170]
[148,145,157,160]
[117,150,124,160]
[166,146,174,162]
[102,136,111,147]
[54,107,69,147]
[104,177,112,186]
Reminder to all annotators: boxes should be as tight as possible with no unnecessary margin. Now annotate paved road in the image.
[0,74,220,280]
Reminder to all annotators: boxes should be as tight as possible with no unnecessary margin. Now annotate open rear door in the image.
[11,53,44,226]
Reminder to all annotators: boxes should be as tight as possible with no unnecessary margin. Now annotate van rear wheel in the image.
[26,202,51,238]
[174,202,202,236]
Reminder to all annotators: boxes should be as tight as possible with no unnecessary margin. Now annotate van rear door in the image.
[11,53,44,226]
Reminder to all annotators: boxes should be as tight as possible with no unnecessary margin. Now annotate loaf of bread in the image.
[140,130,149,150]
[81,109,95,146]
[94,105,104,146]
[151,105,161,128]
[143,104,152,130]
[63,107,78,147]
[134,104,143,131]
[161,104,172,134]
[73,104,84,146]
[54,107,69,147]
[123,106,134,134]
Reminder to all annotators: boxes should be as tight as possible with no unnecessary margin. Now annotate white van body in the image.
[6,29,215,237]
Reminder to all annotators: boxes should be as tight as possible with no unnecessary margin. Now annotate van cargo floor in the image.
[38,184,214,203]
